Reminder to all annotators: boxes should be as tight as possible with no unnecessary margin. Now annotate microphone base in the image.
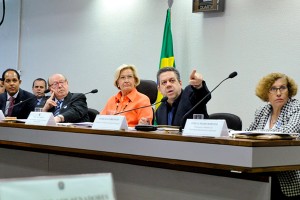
[135,125,157,131]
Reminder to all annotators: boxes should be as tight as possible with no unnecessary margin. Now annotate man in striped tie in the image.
[42,74,89,123]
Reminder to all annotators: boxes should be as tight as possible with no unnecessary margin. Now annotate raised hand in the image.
[42,92,57,111]
[189,69,203,89]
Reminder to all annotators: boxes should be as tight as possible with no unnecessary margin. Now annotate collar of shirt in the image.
[114,87,138,103]
[6,91,19,100]
[55,98,64,102]
[166,90,182,111]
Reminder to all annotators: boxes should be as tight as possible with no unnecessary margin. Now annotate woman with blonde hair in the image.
[100,64,153,127]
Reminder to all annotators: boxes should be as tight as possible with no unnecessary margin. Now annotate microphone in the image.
[61,89,98,109]
[114,96,168,115]
[5,89,51,113]
[44,89,51,94]
[89,89,98,94]
[179,71,238,132]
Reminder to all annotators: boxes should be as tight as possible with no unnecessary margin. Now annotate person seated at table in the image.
[156,67,210,126]
[32,78,48,108]
[100,64,153,127]
[0,78,5,94]
[0,69,36,119]
[246,72,300,199]
[42,74,89,123]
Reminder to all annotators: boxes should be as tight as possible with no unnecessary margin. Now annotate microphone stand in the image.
[114,97,168,115]
[5,89,51,114]
[179,72,238,132]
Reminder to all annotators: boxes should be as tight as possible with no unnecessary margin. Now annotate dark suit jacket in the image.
[35,96,49,108]
[0,89,36,119]
[156,81,211,127]
[48,92,89,123]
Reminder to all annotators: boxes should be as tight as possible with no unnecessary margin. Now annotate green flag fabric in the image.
[156,8,175,108]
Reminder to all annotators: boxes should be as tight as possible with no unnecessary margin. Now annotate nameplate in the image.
[0,173,116,200]
[92,115,128,130]
[183,119,228,137]
[26,112,56,126]
[0,110,4,120]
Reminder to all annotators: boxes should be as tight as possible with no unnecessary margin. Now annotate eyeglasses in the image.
[269,86,288,94]
[49,80,66,88]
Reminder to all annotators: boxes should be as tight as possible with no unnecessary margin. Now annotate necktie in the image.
[7,96,15,117]
[36,99,41,106]
[53,100,62,116]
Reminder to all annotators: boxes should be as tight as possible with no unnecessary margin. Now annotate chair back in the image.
[209,112,242,130]
[136,79,158,104]
[88,108,99,122]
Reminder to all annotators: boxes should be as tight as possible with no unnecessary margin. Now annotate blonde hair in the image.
[114,64,140,89]
[256,72,298,102]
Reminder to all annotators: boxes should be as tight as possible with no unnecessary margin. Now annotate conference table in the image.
[0,122,299,200]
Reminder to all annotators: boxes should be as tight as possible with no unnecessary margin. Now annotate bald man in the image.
[42,74,89,123]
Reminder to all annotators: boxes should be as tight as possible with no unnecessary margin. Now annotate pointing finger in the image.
[190,70,197,79]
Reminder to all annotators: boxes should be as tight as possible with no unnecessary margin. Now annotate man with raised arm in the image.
[156,67,211,127]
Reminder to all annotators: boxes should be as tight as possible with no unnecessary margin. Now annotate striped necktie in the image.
[53,100,62,116]
[7,96,15,117]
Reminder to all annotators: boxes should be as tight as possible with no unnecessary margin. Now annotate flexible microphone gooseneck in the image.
[61,89,98,109]
[179,71,238,132]
[5,89,51,113]
[114,96,168,115]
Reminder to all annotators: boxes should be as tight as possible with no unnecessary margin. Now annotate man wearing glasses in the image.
[42,74,89,123]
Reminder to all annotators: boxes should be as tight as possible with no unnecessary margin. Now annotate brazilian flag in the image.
[156,7,175,108]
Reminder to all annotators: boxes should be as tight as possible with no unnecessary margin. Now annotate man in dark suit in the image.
[42,73,89,123]
[155,67,211,127]
[0,69,36,119]
[0,78,5,94]
[32,78,48,108]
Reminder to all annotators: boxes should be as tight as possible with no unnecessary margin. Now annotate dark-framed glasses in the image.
[269,86,288,94]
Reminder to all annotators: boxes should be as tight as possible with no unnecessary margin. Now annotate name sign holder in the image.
[26,112,56,126]
[0,173,116,200]
[92,115,128,130]
[183,119,228,137]
[0,110,4,120]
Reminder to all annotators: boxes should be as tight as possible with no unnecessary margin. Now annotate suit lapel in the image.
[11,90,23,117]
[0,93,7,113]
[60,92,71,110]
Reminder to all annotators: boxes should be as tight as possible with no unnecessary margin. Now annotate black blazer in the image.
[48,92,89,123]
[0,89,36,119]
[156,81,211,127]
[35,96,49,108]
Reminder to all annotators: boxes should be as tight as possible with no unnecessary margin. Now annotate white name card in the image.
[92,115,128,130]
[26,112,56,126]
[0,110,4,120]
[183,119,229,137]
[0,173,116,200]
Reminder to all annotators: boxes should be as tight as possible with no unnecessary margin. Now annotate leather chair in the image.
[209,112,242,130]
[136,79,158,104]
[136,79,158,124]
[88,108,99,122]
